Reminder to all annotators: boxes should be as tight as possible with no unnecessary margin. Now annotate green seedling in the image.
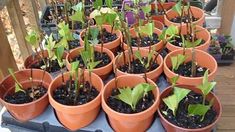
[170,54,187,71]
[8,68,25,93]
[115,83,155,111]
[70,2,85,29]
[58,21,74,50]
[88,27,99,45]
[45,34,56,60]
[54,45,65,68]
[25,30,40,49]
[70,61,80,103]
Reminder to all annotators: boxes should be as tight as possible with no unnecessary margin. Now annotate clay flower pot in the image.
[122,28,163,51]
[24,50,68,78]
[166,25,211,52]
[151,2,176,23]
[131,20,164,30]
[164,6,205,27]
[114,49,163,82]
[48,71,104,131]
[79,25,122,53]
[158,85,222,132]
[0,69,53,122]
[164,49,217,86]
[66,46,115,79]
[102,75,160,132]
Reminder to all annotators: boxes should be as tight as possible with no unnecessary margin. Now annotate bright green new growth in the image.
[115,83,155,111]
[170,54,187,71]
[55,46,65,68]
[134,48,155,70]
[89,27,99,45]
[8,68,25,93]
[159,25,179,43]
[25,30,40,49]
[139,22,154,39]
[170,75,179,86]
[181,35,202,48]
[71,61,80,92]
[172,0,182,16]
[70,2,84,24]
[163,86,191,116]
[58,21,74,50]
[45,34,56,60]
[188,70,216,121]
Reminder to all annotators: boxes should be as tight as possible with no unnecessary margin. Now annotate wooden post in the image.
[39,0,49,10]
[27,0,40,31]
[6,0,32,60]
[0,19,18,77]
[218,0,235,34]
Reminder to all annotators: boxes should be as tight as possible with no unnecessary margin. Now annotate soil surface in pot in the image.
[53,80,99,105]
[170,15,199,23]
[170,35,205,47]
[71,51,111,68]
[82,28,118,44]
[4,85,47,104]
[118,57,159,74]
[68,39,80,50]
[126,33,160,47]
[107,88,155,113]
[160,91,217,129]
[173,61,208,77]
[29,58,65,73]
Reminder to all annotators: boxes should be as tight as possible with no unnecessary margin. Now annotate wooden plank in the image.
[0,19,18,77]
[6,0,32,60]
[217,117,235,130]
[26,0,40,30]
[215,84,235,95]
[217,130,235,132]
[220,105,235,117]
[216,94,235,106]
[38,0,49,10]
[218,0,235,34]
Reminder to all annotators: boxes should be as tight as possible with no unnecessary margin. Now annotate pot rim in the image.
[0,69,52,107]
[157,84,222,131]
[164,48,217,80]
[102,75,160,118]
[48,71,104,109]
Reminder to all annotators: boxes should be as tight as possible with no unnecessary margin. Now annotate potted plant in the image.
[80,1,122,53]
[48,60,104,130]
[164,0,205,27]
[208,34,222,61]
[158,71,222,132]
[24,30,68,78]
[102,75,160,131]
[166,24,211,52]
[0,68,52,121]
[66,27,115,79]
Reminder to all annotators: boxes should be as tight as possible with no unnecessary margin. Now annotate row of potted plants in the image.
[0,0,222,132]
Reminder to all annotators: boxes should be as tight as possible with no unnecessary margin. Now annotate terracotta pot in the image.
[131,20,164,30]
[102,75,160,132]
[122,28,163,51]
[166,25,211,52]
[164,49,217,86]
[48,71,104,131]
[79,25,122,53]
[151,2,176,23]
[164,6,205,27]
[66,46,114,79]
[158,85,222,132]
[0,69,53,122]
[114,49,163,82]
[24,50,68,78]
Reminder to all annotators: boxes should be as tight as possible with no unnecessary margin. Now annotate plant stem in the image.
[100,25,104,55]
[179,4,185,35]
[30,68,35,100]
[157,0,169,20]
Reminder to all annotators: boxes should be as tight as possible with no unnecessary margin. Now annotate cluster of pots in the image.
[0,2,221,132]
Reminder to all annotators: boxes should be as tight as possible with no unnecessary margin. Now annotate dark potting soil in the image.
[129,33,160,47]
[68,39,80,50]
[173,61,208,77]
[4,85,47,104]
[53,80,99,106]
[82,28,118,44]
[170,15,199,23]
[161,91,217,129]
[118,57,159,74]
[71,51,111,68]
[170,35,205,47]
[29,58,64,73]
[107,88,155,114]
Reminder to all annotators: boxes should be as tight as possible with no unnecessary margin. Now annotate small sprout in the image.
[141,4,151,16]
[163,87,191,116]
[8,68,25,93]
[58,21,74,50]
[25,30,40,49]
[115,83,155,111]
[170,75,180,86]
[159,25,179,43]
[71,61,80,91]
[170,54,187,71]
[172,0,182,16]
[134,48,155,70]
[105,0,113,8]
[45,34,56,60]
[139,22,154,39]
[55,46,65,68]
[89,27,99,45]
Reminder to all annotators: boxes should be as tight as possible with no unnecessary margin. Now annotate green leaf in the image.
[174,87,191,102]
[170,75,179,86]
[94,0,103,10]
[69,11,84,23]
[55,46,65,68]
[8,68,25,93]
[172,0,182,16]
[170,56,178,71]
[194,39,202,46]
[163,94,178,116]
[25,30,39,49]
[15,82,25,93]
[71,2,83,11]
[105,0,113,8]
[134,50,144,65]
[170,54,187,71]
[45,34,56,59]
[131,84,145,110]
[94,15,104,26]
[71,61,80,73]
[141,5,151,15]
[116,87,133,109]
[198,70,216,96]
[188,104,210,121]
[139,22,154,38]
[89,27,100,44]
[105,13,117,26]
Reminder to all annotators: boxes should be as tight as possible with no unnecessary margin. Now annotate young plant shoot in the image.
[115,83,155,111]
[8,68,25,93]
[170,54,187,71]
[70,61,80,104]
[69,2,85,30]
[58,21,74,51]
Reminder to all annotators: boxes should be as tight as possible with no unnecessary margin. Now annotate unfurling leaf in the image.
[94,15,104,26]
[163,94,178,116]
[174,87,191,102]
[172,0,182,16]
[105,13,117,26]
[170,75,179,86]
[25,30,40,49]
[188,104,210,121]
[69,11,84,23]
[141,5,151,15]
[198,70,216,97]
[115,87,133,109]
[139,22,154,38]
[55,46,65,68]
[8,68,25,93]
[134,50,144,65]
[170,54,187,71]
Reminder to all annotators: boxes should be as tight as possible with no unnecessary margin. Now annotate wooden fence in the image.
[0,0,234,80]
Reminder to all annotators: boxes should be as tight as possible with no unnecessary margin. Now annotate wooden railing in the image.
[0,0,233,79]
